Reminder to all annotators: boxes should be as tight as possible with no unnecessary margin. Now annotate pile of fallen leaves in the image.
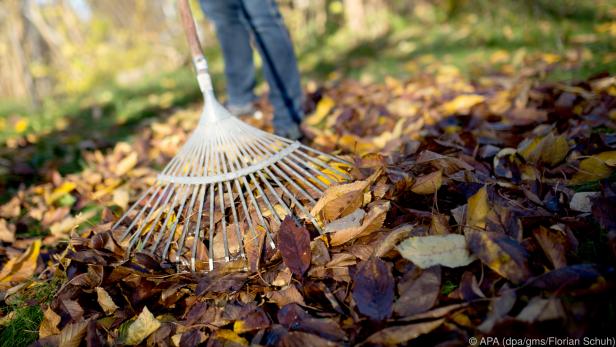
[1,64,616,346]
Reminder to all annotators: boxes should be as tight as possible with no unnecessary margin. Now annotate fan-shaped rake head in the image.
[111,90,351,272]
[111,0,352,271]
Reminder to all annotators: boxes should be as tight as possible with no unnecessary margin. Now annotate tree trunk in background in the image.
[344,0,366,32]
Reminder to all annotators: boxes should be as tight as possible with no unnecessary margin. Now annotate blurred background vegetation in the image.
[0,0,615,151]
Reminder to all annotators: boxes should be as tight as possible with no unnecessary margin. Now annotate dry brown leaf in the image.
[124,306,161,345]
[96,287,119,315]
[441,94,485,115]
[329,200,390,246]
[410,170,442,195]
[0,218,15,243]
[373,224,414,257]
[114,152,138,176]
[39,307,61,338]
[324,208,365,234]
[0,239,41,289]
[311,180,369,222]
[466,186,488,229]
[58,321,88,347]
[570,151,616,184]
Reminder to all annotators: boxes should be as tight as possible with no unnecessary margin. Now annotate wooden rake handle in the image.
[178,0,204,59]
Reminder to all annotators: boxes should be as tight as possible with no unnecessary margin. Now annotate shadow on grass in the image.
[0,67,209,198]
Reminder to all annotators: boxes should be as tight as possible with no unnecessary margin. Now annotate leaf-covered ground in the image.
[1,55,616,346]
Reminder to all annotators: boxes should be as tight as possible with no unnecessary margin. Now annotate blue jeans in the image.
[199,0,304,130]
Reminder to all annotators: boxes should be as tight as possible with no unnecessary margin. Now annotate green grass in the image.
[297,0,615,82]
[0,278,61,347]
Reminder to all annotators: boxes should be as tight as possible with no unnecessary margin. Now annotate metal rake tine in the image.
[123,183,172,243]
[176,184,201,263]
[211,137,231,263]
[238,139,293,220]
[235,130,322,231]
[172,133,209,261]
[161,184,193,260]
[143,184,187,252]
[142,137,201,251]
[228,131,285,224]
[188,135,212,270]
[219,131,258,240]
[249,138,319,203]
[217,138,245,259]
[286,152,335,185]
[191,184,207,271]
[280,156,328,191]
[117,184,161,237]
[167,185,199,261]
[223,131,276,247]
[295,149,352,181]
[112,185,155,230]
[208,183,215,271]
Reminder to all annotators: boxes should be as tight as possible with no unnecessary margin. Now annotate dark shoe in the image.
[274,123,303,141]
[226,102,257,117]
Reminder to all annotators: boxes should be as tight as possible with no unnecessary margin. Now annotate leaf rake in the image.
[111,0,351,271]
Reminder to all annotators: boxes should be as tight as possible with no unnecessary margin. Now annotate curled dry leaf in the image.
[0,239,41,289]
[329,200,390,246]
[410,170,443,195]
[466,186,488,229]
[96,286,119,315]
[310,180,369,222]
[533,226,568,269]
[373,224,414,257]
[466,231,531,284]
[397,234,476,269]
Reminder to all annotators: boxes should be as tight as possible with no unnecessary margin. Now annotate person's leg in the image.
[238,0,304,136]
[199,0,256,108]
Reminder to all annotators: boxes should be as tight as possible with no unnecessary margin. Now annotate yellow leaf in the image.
[46,182,77,205]
[397,234,476,268]
[14,118,28,133]
[466,186,488,229]
[411,170,442,195]
[125,306,161,345]
[214,329,249,345]
[114,152,138,176]
[0,219,15,243]
[39,308,61,338]
[597,150,616,166]
[441,95,485,115]
[518,133,569,166]
[0,239,41,289]
[112,187,129,210]
[96,287,119,315]
[570,151,616,185]
[306,96,335,126]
